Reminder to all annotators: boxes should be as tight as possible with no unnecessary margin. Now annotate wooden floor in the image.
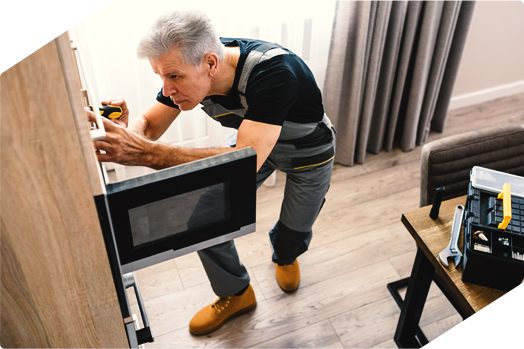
[127,93,524,348]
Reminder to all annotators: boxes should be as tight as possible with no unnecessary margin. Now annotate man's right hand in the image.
[100,97,130,127]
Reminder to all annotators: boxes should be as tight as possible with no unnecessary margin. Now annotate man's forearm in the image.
[129,115,154,140]
[144,142,237,170]
[128,101,180,141]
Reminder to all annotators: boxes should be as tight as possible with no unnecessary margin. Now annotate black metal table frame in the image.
[387,248,470,348]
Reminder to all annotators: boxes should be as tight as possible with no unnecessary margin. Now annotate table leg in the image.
[387,277,428,342]
[394,247,435,348]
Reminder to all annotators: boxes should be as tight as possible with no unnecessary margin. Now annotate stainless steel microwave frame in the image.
[105,147,257,274]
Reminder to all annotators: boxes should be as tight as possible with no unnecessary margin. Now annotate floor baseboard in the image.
[449,80,524,110]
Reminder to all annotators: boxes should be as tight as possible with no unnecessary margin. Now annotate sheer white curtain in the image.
[69,1,336,180]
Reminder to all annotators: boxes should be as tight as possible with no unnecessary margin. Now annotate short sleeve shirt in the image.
[156,38,324,127]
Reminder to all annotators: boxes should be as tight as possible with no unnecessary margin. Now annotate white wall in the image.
[70,0,336,180]
[450,1,524,109]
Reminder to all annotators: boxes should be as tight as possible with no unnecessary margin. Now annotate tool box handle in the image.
[497,183,512,230]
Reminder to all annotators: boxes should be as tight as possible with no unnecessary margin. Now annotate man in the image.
[88,9,335,335]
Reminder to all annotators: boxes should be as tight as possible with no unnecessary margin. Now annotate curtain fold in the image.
[432,1,476,133]
[324,1,475,166]
[367,1,408,155]
[355,1,392,164]
[417,1,462,146]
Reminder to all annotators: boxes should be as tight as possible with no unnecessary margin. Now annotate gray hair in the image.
[137,9,225,66]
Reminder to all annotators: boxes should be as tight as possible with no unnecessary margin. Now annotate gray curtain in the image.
[323,1,476,166]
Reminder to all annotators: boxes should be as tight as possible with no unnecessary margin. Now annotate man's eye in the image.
[170,75,178,79]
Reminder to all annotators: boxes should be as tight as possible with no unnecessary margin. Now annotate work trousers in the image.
[197,117,335,297]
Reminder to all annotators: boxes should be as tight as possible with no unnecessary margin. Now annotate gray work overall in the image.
[196,43,336,297]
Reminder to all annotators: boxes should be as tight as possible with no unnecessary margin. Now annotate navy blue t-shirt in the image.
[156,38,324,126]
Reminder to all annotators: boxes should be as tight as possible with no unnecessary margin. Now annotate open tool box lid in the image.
[471,166,524,198]
[463,167,524,291]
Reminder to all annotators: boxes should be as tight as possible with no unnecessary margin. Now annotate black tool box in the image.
[463,167,524,291]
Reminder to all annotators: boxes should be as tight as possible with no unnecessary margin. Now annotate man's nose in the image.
[163,80,176,96]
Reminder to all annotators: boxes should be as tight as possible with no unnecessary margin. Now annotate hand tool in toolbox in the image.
[88,104,122,119]
[430,187,445,219]
[439,205,465,268]
[462,166,524,291]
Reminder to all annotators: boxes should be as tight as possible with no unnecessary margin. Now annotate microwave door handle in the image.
[123,272,154,345]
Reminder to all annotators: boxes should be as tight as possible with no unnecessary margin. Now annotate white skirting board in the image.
[449,80,524,110]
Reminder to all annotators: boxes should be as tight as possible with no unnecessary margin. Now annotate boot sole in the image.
[189,301,257,336]
[276,277,300,293]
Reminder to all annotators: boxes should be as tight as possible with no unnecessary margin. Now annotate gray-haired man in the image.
[88,9,335,335]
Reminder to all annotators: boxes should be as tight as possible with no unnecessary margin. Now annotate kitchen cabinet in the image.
[1,33,129,348]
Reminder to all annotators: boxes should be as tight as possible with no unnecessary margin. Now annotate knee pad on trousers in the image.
[270,220,312,265]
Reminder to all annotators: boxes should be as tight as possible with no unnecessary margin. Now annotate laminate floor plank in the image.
[309,187,420,250]
[370,338,397,348]
[235,230,274,270]
[172,255,266,300]
[322,162,420,211]
[248,319,345,348]
[387,250,418,279]
[443,93,524,128]
[256,170,287,204]
[432,109,524,141]
[328,286,457,348]
[362,146,423,174]
[253,222,414,299]
[134,280,217,336]
[133,95,523,347]
[149,261,400,348]
[173,251,208,289]
[126,260,183,306]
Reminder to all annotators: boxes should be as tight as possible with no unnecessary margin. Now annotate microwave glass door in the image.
[128,182,229,248]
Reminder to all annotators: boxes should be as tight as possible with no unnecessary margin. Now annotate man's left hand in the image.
[86,108,152,166]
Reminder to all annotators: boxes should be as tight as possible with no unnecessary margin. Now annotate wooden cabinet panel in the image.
[1,34,128,348]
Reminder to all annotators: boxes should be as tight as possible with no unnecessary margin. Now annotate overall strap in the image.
[237,43,289,109]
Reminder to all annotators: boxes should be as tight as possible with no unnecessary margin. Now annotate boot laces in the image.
[212,296,231,314]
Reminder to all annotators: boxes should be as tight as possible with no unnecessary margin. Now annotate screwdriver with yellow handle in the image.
[88,104,123,119]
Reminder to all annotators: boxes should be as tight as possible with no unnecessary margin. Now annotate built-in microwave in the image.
[104,147,257,274]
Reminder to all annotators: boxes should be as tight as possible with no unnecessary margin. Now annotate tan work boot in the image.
[189,284,256,335]
[275,259,300,292]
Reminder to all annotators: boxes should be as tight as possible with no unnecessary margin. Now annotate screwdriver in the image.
[88,104,122,119]
[509,303,524,318]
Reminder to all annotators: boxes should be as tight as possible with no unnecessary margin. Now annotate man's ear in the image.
[204,53,219,76]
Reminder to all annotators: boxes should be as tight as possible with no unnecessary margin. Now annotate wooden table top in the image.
[401,195,506,316]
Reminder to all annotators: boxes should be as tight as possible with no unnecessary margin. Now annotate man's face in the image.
[150,48,212,111]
